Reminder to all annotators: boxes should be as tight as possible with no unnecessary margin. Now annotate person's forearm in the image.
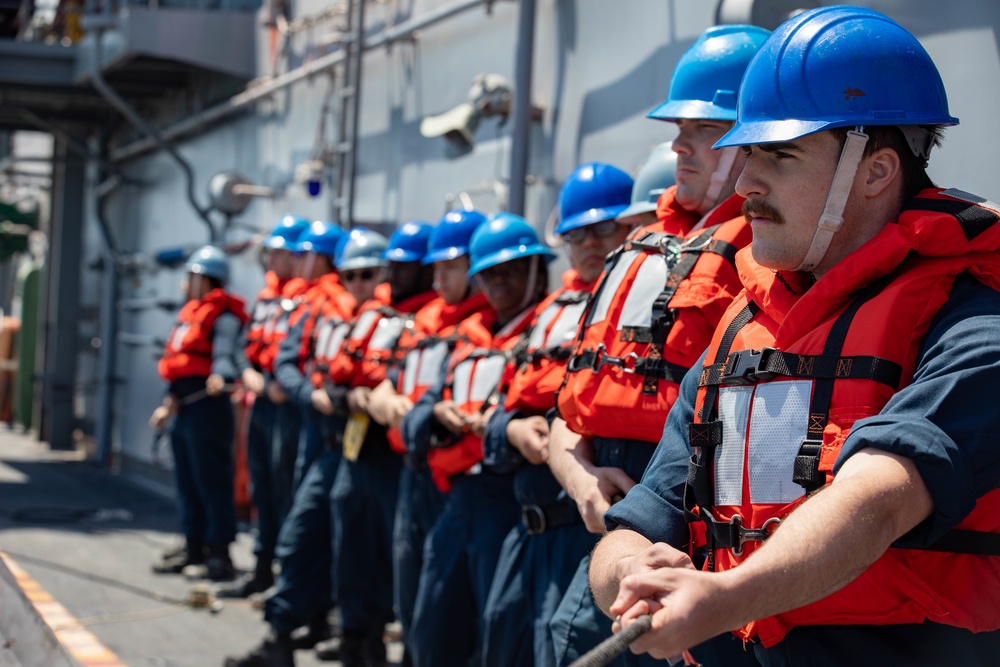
[547,417,595,493]
[590,528,653,616]
[716,449,933,626]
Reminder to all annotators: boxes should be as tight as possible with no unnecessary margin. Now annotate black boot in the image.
[152,541,205,574]
[223,630,294,667]
[366,628,387,667]
[216,560,274,598]
[338,631,367,667]
[205,543,236,581]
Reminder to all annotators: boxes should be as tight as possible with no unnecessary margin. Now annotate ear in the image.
[861,147,901,198]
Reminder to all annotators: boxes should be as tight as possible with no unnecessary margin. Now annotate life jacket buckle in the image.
[730,515,781,557]
[720,348,776,385]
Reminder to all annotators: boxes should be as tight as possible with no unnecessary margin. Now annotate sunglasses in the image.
[561,219,622,244]
[342,269,377,282]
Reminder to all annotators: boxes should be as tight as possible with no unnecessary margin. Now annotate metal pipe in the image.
[507,0,536,216]
[90,30,218,242]
[345,0,366,226]
[110,0,502,164]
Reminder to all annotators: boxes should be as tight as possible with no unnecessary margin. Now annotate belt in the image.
[520,499,582,535]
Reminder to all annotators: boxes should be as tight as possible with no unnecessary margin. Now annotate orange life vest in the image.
[558,188,748,443]
[688,188,1000,647]
[283,273,355,385]
[257,277,309,374]
[427,306,536,492]
[244,271,286,370]
[503,270,594,414]
[159,288,248,382]
[388,292,493,453]
[328,284,438,390]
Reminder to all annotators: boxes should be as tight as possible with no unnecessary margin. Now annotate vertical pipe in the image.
[508,0,536,216]
[95,251,118,466]
[345,0,366,227]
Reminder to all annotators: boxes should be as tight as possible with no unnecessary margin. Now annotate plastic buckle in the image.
[720,348,776,385]
[521,505,547,535]
[730,515,781,557]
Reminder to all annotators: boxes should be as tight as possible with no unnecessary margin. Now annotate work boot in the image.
[223,630,294,667]
[366,629,388,667]
[312,636,340,661]
[292,613,334,649]
[338,631,367,667]
[152,541,205,574]
[216,561,274,598]
[205,543,236,581]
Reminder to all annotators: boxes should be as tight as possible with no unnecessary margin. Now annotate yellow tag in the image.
[342,413,370,461]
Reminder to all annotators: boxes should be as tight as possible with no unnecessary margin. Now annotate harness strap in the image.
[566,346,690,384]
[698,348,902,389]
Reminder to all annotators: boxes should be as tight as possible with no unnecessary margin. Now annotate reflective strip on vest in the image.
[527,299,588,351]
[167,323,191,351]
[349,310,381,344]
[589,249,641,326]
[617,256,670,329]
[368,316,406,352]
[451,353,506,406]
[403,340,449,397]
[315,319,351,361]
[715,381,811,506]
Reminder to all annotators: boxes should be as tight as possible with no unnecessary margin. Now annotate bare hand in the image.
[611,567,738,661]
[205,374,226,396]
[368,389,414,428]
[566,462,637,534]
[149,405,172,430]
[506,415,550,464]
[433,400,467,435]
[266,381,288,404]
[311,388,335,415]
[467,405,495,439]
[242,368,265,395]
[347,386,373,414]
[613,543,696,592]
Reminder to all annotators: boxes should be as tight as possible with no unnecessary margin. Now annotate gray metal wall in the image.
[85,0,1000,467]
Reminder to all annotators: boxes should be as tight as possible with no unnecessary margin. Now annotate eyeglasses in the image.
[342,269,377,282]
[561,220,622,244]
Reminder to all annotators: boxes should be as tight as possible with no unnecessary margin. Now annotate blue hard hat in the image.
[383,220,435,263]
[556,162,634,235]
[337,227,390,271]
[617,143,677,221]
[263,214,310,251]
[467,213,556,278]
[422,209,488,264]
[715,6,958,149]
[648,25,771,123]
[185,245,230,284]
[296,220,344,260]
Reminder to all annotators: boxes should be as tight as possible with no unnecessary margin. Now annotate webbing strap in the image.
[918,529,1000,556]
[566,346,689,384]
[698,349,902,389]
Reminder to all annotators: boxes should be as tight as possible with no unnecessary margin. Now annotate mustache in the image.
[742,199,785,225]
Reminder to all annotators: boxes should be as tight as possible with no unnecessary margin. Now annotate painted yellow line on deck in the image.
[0,552,129,667]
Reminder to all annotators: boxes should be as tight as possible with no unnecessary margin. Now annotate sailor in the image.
[546,25,769,666]
[406,214,554,667]
[595,7,1000,666]
[324,221,437,667]
[224,227,385,667]
[150,245,247,581]
[220,214,309,599]
[479,162,634,667]
[366,209,491,666]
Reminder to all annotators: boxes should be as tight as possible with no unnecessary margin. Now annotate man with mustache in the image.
[593,7,1000,666]
[546,25,769,667]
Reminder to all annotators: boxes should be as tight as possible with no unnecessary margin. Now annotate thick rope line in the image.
[567,615,653,667]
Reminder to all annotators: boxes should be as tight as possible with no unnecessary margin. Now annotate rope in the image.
[567,615,652,667]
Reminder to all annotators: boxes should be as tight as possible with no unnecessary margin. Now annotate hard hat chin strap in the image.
[701,146,740,213]
[517,254,540,312]
[795,128,869,273]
